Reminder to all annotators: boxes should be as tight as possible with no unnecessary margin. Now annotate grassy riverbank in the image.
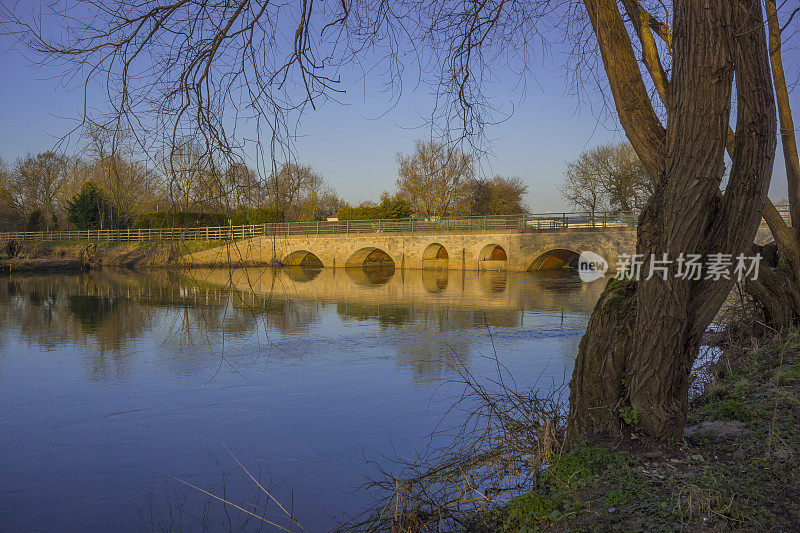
[0,240,224,272]
[478,332,800,531]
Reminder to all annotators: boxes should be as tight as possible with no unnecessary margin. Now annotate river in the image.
[0,267,606,531]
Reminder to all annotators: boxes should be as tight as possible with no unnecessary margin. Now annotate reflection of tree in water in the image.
[0,273,154,380]
[338,299,520,329]
[394,307,522,382]
[68,294,116,331]
[334,297,523,382]
[160,289,320,372]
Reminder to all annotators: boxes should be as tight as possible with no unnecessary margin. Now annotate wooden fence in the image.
[0,208,783,242]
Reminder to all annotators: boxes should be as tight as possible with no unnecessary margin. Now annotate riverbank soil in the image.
[0,240,223,272]
[480,333,800,531]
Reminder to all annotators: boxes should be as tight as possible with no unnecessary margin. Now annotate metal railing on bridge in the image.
[0,207,785,243]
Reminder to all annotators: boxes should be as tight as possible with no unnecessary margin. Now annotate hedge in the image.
[133,208,285,229]
[338,197,412,220]
[230,207,285,225]
[132,212,228,229]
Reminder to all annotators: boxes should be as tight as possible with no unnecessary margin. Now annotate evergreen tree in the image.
[67,181,107,230]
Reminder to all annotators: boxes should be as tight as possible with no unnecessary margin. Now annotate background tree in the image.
[463,176,528,215]
[9,151,69,226]
[397,140,473,218]
[559,155,610,219]
[0,156,20,230]
[158,141,214,212]
[82,125,159,227]
[218,163,265,212]
[266,163,328,221]
[560,143,652,216]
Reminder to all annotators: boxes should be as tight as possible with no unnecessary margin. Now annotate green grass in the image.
[486,329,800,532]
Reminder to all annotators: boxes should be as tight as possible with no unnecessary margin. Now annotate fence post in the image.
[317,220,320,235]
[562,213,567,228]
[521,213,526,230]
[346,220,350,234]
[483,216,486,230]
[378,218,381,232]
[411,218,415,232]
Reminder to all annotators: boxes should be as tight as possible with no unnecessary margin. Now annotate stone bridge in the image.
[188,227,638,272]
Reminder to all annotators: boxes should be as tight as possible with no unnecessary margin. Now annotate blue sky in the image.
[0,21,797,212]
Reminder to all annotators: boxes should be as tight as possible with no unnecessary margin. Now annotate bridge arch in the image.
[478,244,507,270]
[282,250,324,267]
[528,249,580,271]
[422,243,449,269]
[345,247,396,268]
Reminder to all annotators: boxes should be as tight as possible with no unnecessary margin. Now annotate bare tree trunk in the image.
[567,0,776,442]
[744,0,800,328]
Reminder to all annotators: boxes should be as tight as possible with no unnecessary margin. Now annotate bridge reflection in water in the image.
[0,267,607,382]
[190,266,606,315]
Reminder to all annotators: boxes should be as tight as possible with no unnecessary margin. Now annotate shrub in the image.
[27,209,47,231]
[5,239,21,259]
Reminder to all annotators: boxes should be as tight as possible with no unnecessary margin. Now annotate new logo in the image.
[578,251,608,282]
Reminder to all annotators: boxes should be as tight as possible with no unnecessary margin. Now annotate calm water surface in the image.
[0,267,605,531]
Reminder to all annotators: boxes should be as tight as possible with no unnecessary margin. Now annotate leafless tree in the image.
[559,152,611,218]
[265,163,327,221]
[397,140,473,218]
[0,156,18,229]
[566,0,775,442]
[463,175,529,215]
[219,163,265,212]
[560,142,652,216]
[9,151,70,224]
[82,125,161,224]
[157,141,216,212]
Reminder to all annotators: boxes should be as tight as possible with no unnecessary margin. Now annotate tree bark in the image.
[743,0,800,328]
[568,0,776,442]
